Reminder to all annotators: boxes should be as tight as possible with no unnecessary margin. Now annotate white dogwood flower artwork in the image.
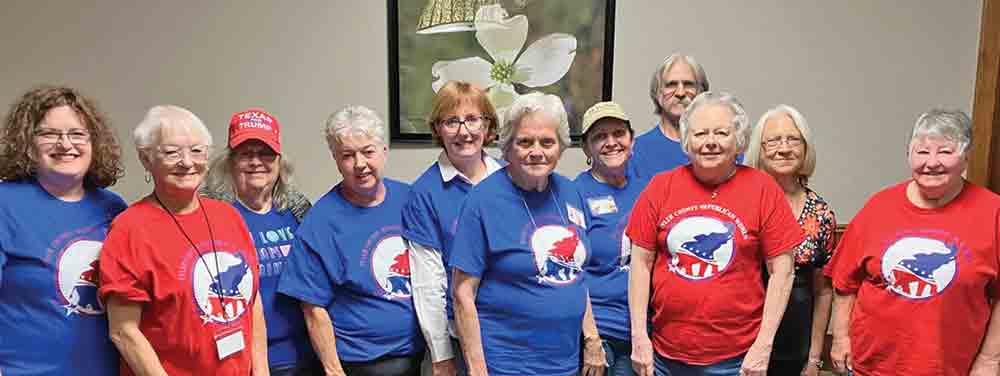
[430,4,577,119]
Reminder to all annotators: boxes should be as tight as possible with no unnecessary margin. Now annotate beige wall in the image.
[0,1,980,220]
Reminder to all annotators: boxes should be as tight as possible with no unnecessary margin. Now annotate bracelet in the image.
[808,358,823,369]
[583,335,602,345]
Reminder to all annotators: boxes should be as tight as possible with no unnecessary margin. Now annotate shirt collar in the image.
[438,151,504,183]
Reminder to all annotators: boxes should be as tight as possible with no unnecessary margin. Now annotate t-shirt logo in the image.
[193,251,255,324]
[880,237,957,300]
[371,236,412,300]
[532,225,587,285]
[618,229,632,272]
[666,216,735,280]
[56,239,105,316]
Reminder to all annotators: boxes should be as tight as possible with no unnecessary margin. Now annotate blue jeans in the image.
[602,338,634,376]
[341,352,424,376]
[653,353,744,376]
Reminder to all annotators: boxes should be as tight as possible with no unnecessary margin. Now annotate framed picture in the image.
[388,0,616,144]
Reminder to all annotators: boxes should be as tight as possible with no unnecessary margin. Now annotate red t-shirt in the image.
[626,166,804,365]
[825,181,1000,376]
[99,198,260,376]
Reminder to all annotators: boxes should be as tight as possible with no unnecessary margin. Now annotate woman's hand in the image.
[829,334,852,374]
[581,337,606,376]
[631,335,654,376]
[969,355,1000,376]
[738,341,771,376]
[799,359,821,376]
[431,358,457,376]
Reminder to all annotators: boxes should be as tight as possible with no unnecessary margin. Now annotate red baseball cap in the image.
[228,109,281,153]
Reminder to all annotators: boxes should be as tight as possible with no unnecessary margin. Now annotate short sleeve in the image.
[98,220,153,304]
[759,177,806,258]
[277,220,341,307]
[402,190,442,250]
[827,216,869,294]
[627,175,663,251]
[448,200,487,278]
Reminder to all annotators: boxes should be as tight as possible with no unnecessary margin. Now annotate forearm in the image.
[756,252,794,347]
[252,296,270,375]
[407,240,455,362]
[303,304,345,376]
[628,246,655,341]
[110,325,168,376]
[582,294,600,339]
[453,271,487,376]
[807,273,834,360]
[974,298,1000,364]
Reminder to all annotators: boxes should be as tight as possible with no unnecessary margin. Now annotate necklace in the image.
[518,186,567,230]
[153,193,226,316]
[708,167,739,200]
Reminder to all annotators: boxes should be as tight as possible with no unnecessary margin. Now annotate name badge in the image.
[586,195,618,216]
[215,327,245,360]
[567,204,586,228]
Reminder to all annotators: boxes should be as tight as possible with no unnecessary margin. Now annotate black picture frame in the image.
[387,0,616,144]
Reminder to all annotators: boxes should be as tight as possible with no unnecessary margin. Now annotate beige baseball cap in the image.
[581,101,630,136]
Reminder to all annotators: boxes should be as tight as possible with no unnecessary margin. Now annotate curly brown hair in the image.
[427,81,499,147]
[0,85,124,188]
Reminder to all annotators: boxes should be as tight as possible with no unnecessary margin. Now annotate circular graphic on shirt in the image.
[665,216,735,280]
[532,225,587,285]
[617,217,632,271]
[371,235,412,300]
[880,237,957,300]
[56,239,105,316]
[192,251,255,324]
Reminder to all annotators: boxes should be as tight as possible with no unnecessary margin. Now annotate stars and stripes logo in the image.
[371,235,413,300]
[666,216,735,280]
[193,251,255,324]
[532,225,587,285]
[881,237,958,300]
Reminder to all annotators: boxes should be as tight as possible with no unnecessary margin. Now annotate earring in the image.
[586,157,592,165]
[144,171,151,183]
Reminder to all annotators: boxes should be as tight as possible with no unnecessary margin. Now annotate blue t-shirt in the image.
[0,179,127,376]
[401,162,473,321]
[573,169,647,342]
[277,179,423,362]
[631,125,743,180]
[234,202,314,369]
[449,171,591,376]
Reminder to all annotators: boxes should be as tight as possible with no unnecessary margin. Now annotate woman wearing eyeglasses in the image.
[401,81,503,376]
[202,109,316,375]
[0,86,127,376]
[746,105,837,376]
[99,105,268,376]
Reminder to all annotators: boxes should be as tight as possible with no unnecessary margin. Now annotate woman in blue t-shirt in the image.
[450,92,605,376]
[202,108,316,375]
[0,86,128,375]
[574,102,647,376]
[278,105,424,376]
[402,81,504,376]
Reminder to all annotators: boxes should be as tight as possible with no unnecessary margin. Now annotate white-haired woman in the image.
[201,108,316,375]
[746,105,836,376]
[99,105,268,376]
[450,92,605,376]
[827,109,1000,376]
[277,105,424,376]
[626,92,801,376]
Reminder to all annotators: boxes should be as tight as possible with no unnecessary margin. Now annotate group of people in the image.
[0,52,997,376]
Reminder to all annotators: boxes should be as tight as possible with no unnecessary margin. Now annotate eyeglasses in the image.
[763,136,803,149]
[439,115,490,133]
[234,149,278,162]
[156,145,211,163]
[35,128,90,145]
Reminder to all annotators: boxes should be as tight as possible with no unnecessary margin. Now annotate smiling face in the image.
[761,113,805,178]
[908,136,967,199]
[332,133,387,199]
[436,100,488,162]
[230,139,280,198]
[658,60,699,124]
[584,118,632,173]
[33,105,93,188]
[505,113,563,184]
[142,124,210,197]
[686,104,739,174]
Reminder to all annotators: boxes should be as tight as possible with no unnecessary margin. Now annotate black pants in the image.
[341,352,424,376]
[765,268,815,376]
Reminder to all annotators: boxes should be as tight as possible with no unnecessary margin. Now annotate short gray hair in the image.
[679,91,750,156]
[649,53,710,115]
[747,104,817,184]
[324,105,387,150]
[133,105,212,153]
[498,92,571,153]
[908,108,972,157]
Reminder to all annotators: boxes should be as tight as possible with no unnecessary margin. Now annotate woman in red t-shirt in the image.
[828,109,1000,376]
[626,91,803,376]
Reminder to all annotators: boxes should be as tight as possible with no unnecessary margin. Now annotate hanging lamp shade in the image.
[416,0,500,34]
